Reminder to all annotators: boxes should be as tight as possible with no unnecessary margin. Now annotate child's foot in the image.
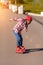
[16,46,23,54]
[20,46,25,52]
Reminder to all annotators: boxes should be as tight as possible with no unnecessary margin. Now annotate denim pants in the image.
[13,31,23,46]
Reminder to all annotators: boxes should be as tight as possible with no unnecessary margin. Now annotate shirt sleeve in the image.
[13,18,23,22]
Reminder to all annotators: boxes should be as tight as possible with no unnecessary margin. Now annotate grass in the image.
[0,2,43,14]
[15,2,43,14]
[23,2,43,14]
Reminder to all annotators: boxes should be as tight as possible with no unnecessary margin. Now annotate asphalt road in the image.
[0,8,43,65]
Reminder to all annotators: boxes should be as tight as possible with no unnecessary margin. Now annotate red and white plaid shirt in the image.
[13,18,28,33]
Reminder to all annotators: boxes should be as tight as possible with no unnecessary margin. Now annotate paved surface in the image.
[0,8,43,65]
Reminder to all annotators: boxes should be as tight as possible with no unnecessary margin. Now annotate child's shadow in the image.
[23,48,43,54]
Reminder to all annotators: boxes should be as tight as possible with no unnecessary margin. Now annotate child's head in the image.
[25,15,32,24]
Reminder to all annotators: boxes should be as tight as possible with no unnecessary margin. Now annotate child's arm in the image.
[9,18,17,21]
[9,18,23,22]
[24,22,28,32]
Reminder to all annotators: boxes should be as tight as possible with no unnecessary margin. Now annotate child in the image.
[10,15,32,54]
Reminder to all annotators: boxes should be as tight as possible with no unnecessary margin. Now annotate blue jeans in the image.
[13,31,23,46]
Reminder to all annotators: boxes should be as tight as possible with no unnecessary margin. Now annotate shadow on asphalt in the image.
[33,17,43,26]
[23,48,43,54]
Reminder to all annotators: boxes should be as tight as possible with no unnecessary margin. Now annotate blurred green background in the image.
[2,0,43,14]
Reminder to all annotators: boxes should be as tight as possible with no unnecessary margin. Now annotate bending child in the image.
[10,15,32,54]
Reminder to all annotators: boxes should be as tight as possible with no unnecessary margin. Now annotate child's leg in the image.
[18,33,23,46]
[13,31,25,53]
[13,31,23,46]
[13,31,24,53]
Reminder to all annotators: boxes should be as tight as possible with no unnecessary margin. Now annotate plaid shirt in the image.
[13,18,28,33]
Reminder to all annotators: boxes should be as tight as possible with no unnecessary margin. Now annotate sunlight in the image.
[0,8,7,26]
[0,0,5,3]
[0,3,2,7]
[0,0,5,7]
[0,0,9,8]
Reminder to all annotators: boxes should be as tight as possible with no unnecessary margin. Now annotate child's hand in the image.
[24,28,28,32]
[9,18,17,21]
[25,29,28,32]
[9,18,13,21]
